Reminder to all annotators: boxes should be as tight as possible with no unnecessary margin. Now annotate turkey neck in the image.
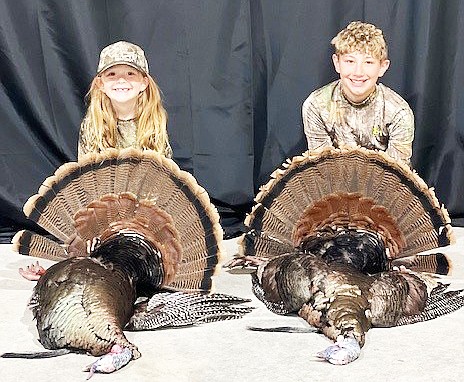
[91,232,164,297]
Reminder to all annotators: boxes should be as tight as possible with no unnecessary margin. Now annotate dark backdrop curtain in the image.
[0,0,463,242]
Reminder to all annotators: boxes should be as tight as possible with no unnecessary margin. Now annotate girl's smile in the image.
[99,64,148,107]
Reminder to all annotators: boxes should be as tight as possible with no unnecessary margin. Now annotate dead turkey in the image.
[1,148,251,377]
[229,146,464,364]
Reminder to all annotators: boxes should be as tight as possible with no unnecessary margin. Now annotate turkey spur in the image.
[1,148,252,377]
[228,147,462,364]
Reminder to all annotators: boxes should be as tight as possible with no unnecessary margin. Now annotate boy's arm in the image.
[302,97,334,151]
[385,108,414,167]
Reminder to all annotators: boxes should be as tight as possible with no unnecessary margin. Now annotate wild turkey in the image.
[1,148,252,377]
[228,146,464,364]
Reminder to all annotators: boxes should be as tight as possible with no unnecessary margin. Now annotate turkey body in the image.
[33,256,137,357]
[253,252,435,348]
[31,232,163,358]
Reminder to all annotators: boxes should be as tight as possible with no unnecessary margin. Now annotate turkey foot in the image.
[84,344,133,379]
[18,261,46,281]
[316,335,361,365]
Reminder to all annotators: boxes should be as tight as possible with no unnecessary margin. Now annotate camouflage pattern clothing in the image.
[97,41,149,75]
[78,118,137,159]
[302,81,414,166]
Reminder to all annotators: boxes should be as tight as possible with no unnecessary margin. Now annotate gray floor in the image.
[1,228,464,382]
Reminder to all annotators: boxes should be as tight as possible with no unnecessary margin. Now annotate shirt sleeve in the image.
[77,121,91,161]
[302,95,333,150]
[385,107,414,167]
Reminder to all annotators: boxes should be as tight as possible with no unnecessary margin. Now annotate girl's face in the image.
[332,51,390,103]
[98,64,148,107]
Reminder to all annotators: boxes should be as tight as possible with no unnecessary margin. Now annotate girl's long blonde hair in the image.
[81,73,172,157]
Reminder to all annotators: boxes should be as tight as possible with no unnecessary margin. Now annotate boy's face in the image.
[332,51,390,104]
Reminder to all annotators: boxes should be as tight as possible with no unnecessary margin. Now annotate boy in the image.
[302,21,414,166]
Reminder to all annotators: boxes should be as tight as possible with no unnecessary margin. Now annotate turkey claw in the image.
[18,261,46,281]
[316,335,361,365]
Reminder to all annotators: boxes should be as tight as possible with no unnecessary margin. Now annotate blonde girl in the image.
[78,41,172,159]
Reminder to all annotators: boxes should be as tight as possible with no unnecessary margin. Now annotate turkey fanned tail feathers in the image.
[14,148,224,291]
[236,147,454,271]
[234,147,462,365]
[5,148,251,375]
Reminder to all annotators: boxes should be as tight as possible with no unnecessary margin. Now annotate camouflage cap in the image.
[97,41,149,75]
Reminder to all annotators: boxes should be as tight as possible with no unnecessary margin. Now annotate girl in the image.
[78,41,172,159]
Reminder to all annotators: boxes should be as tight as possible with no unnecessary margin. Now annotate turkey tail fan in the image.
[14,148,223,292]
[391,252,451,275]
[239,147,454,267]
[11,230,72,261]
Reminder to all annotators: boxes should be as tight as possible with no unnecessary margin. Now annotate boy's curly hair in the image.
[331,21,388,60]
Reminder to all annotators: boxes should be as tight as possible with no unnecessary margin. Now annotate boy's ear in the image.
[332,54,341,74]
[378,59,390,77]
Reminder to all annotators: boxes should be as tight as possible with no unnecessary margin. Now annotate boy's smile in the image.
[332,51,390,104]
